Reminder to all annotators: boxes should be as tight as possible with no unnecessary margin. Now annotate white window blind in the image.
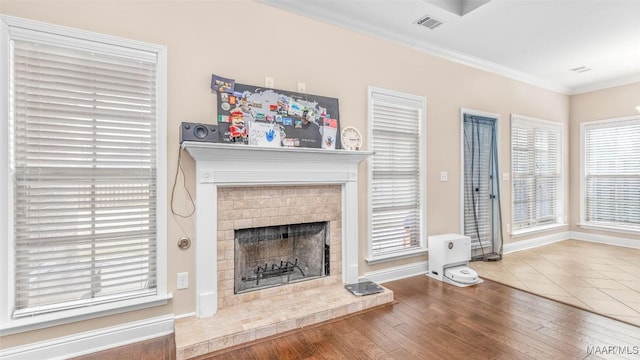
[9,31,161,317]
[583,117,640,230]
[511,116,562,231]
[369,89,425,258]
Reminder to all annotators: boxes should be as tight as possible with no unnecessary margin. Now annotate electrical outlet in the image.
[177,272,188,290]
[440,171,448,182]
[502,172,510,181]
[297,82,306,93]
[265,76,274,88]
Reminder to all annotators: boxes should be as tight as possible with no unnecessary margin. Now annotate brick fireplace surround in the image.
[176,143,393,359]
[217,185,341,308]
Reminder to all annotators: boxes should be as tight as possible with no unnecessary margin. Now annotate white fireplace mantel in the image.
[182,142,372,318]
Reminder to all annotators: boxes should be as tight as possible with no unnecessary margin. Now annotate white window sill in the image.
[1,293,172,336]
[366,249,427,265]
[511,223,567,238]
[577,223,640,236]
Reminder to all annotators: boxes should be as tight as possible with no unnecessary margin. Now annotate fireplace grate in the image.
[242,258,305,285]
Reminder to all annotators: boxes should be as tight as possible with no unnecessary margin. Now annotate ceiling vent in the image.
[416,15,444,30]
[570,66,592,73]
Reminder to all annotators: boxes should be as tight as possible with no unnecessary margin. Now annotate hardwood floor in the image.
[76,276,640,359]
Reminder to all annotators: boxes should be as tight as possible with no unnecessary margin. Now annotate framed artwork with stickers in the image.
[215,82,341,150]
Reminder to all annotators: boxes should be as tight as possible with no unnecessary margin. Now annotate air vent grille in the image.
[416,15,444,30]
[570,66,592,73]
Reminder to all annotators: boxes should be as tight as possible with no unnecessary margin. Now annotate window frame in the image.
[366,86,427,263]
[0,15,169,335]
[510,114,565,235]
[580,115,640,235]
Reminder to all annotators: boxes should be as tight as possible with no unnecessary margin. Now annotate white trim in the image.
[569,77,640,95]
[570,231,640,249]
[581,114,640,129]
[502,230,640,255]
[510,114,565,234]
[366,86,428,261]
[0,15,163,56]
[154,35,169,310]
[580,115,640,229]
[511,114,563,129]
[0,14,12,342]
[510,223,568,238]
[174,312,196,320]
[0,315,174,360]
[182,142,372,318]
[362,261,428,284]
[259,1,570,94]
[577,223,640,236]
[0,294,171,336]
[365,250,428,265]
[0,14,168,335]
[502,231,570,254]
[580,120,586,231]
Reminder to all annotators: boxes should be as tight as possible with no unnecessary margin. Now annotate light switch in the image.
[177,272,189,290]
[265,76,274,88]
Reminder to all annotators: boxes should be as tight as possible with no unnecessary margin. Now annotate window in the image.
[581,116,640,232]
[368,87,426,261]
[1,16,167,332]
[511,115,563,233]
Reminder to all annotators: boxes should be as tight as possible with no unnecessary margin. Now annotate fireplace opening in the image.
[234,221,329,294]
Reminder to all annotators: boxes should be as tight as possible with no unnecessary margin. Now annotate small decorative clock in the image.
[341,126,362,151]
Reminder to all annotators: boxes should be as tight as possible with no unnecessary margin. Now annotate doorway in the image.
[460,110,502,261]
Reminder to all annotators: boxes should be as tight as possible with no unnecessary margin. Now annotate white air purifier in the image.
[427,234,482,287]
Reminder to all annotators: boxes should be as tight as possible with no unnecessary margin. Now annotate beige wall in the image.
[569,82,640,242]
[1,0,572,348]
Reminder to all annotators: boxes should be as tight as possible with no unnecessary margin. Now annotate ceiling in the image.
[260,0,640,94]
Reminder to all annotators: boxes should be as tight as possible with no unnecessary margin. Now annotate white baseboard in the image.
[0,315,174,360]
[174,311,196,320]
[502,230,640,255]
[503,231,570,254]
[570,231,640,249]
[362,261,428,284]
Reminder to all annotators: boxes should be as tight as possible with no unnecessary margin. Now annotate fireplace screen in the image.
[234,221,329,294]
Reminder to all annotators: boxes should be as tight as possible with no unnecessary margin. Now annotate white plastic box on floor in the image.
[427,234,482,287]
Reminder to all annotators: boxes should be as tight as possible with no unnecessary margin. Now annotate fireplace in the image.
[176,143,393,359]
[234,221,329,293]
[182,143,372,318]
[216,184,341,309]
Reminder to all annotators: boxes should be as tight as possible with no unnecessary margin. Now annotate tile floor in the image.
[469,239,640,326]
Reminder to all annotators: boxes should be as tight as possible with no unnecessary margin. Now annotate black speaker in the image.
[180,122,219,143]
